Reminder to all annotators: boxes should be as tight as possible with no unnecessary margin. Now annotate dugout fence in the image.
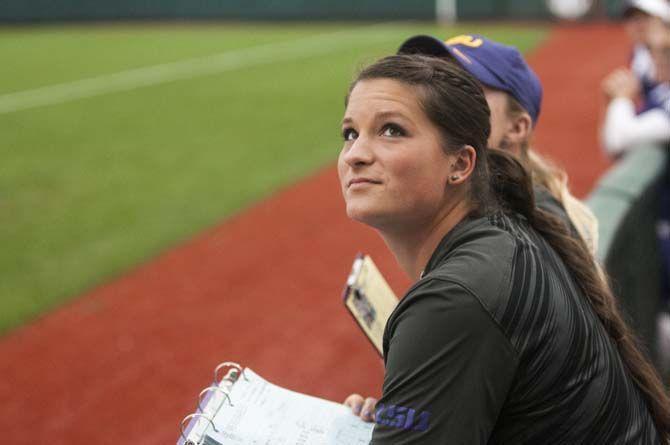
[587,144,670,376]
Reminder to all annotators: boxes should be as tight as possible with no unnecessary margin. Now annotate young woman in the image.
[338,54,669,443]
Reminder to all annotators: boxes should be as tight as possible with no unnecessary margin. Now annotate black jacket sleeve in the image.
[371,279,519,445]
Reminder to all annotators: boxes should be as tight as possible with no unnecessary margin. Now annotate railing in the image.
[587,144,668,262]
[587,143,668,373]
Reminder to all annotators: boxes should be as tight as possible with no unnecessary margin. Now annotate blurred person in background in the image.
[621,0,670,88]
[601,19,670,156]
[339,53,669,443]
[600,19,670,378]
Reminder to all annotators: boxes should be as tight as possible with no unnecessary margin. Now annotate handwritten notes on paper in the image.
[194,368,373,445]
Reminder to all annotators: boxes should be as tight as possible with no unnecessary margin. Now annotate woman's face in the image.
[338,78,454,232]
[624,10,653,44]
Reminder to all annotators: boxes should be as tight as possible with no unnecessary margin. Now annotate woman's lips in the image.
[348,178,382,188]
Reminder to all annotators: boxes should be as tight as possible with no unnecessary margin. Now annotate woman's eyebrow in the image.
[374,111,410,122]
[341,111,411,127]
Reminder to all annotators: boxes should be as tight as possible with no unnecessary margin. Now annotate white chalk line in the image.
[0,24,399,114]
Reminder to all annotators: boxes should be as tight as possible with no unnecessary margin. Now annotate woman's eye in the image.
[342,128,358,141]
[381,124,405,137]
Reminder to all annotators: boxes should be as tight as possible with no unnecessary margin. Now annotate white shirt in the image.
[631,44,655,82]
[602,97,670,157]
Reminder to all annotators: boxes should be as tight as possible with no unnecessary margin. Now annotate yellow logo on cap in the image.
[444,35,483,48]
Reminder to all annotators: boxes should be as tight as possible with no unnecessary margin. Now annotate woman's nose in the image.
[343,137,374,167]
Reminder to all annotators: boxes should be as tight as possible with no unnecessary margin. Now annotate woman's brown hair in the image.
[350,54,670,437]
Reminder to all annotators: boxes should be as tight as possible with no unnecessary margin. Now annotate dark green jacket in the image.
[371,213,659,444]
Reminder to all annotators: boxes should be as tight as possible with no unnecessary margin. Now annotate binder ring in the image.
[198,386,233,412]
[180,413,218,443]
[214,362,248,385]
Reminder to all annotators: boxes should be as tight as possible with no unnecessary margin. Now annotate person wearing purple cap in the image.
[397,34,542,144]
[394,34,598,255]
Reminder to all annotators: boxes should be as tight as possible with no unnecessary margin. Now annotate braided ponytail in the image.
[487,148,670,438]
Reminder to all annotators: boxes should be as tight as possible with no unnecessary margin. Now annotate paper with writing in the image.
[188,368,373,445]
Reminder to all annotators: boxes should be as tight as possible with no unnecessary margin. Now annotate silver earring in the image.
[450,175,459,181]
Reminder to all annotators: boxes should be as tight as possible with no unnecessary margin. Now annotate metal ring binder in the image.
[177,361,376,444]
[178,362,248,444]
[214,361,248,385]
[180,413,218,444]
[198,386,233,412]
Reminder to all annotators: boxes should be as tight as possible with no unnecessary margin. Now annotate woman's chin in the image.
[345,204,390,229]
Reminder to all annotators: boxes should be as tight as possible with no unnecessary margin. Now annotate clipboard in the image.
[342,254,399,357]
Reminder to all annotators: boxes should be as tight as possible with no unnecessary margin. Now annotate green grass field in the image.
[0,22,547,334]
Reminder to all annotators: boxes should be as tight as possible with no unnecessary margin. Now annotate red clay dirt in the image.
[0,24,627,444]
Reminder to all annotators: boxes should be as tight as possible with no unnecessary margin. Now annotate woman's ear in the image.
[448,145,477,185]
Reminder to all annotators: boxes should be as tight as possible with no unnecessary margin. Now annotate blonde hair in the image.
[507,96,599,255]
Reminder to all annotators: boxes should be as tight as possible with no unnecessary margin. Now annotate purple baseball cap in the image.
[398,34,543,124]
